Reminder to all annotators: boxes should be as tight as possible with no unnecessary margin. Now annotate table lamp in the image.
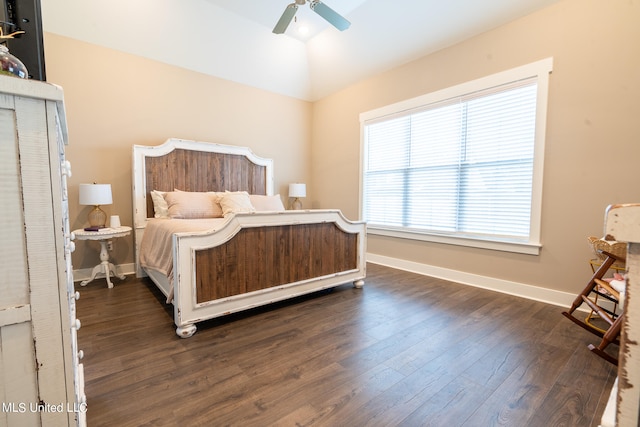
[79,183,112,228]
[289,183,306,210]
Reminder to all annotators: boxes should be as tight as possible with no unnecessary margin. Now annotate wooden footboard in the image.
[172,211,366,338]
[194,222,358,303]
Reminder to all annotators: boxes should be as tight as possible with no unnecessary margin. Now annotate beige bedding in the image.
[139,218,227,280]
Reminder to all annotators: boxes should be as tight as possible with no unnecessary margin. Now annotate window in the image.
[360,59,552,255]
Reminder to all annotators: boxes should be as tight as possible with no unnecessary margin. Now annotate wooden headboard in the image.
[132,138,274,227]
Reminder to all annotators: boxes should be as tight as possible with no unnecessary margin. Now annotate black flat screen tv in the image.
[1,0,45,81]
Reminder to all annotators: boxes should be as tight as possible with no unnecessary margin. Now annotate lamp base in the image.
[88,205,107,228]
[292,198,302,210]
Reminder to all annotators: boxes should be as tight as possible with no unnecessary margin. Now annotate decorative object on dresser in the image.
[79,183,112,228]
[0,0,46,81]
[288,182,306,210]
[0,26,28,78]
[73,226,132,288]
[133,138,366,338]
[0,42,28,78]
[1,75,86,425]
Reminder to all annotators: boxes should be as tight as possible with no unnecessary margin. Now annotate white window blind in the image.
[360,59,552,254]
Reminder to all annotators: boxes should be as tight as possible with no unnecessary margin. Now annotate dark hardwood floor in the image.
[77,263,617,426]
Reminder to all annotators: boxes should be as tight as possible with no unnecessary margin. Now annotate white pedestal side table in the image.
[73,226,132,288]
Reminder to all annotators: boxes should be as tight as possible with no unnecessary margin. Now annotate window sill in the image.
[368,226,541,255]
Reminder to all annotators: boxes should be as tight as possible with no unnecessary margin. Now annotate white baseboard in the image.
[74,257,596,314]
[73,263,136,284]
[366,253,584,311]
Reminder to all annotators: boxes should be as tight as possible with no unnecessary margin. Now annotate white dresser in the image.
[0,75,86,426]
[600,204,640,427]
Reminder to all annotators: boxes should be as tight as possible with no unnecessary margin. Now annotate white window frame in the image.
[359,58,553,255]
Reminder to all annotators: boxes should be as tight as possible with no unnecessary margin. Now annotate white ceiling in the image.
[42,0,561,101]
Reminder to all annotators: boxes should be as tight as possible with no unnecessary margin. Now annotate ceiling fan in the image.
[273,0,351,34]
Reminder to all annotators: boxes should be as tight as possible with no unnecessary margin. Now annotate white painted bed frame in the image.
[132,138,366,338]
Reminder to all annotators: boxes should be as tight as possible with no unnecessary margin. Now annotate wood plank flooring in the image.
[77,263,617,426]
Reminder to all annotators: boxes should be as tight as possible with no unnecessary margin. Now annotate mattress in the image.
[139,218,228,281]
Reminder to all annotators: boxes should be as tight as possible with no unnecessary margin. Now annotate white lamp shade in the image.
[289,183,306,198]
[79,183,112,206]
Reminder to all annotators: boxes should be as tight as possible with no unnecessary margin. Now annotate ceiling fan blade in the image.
[273,3,298,34]
[310,1,351,31]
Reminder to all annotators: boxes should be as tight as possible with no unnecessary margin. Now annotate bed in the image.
[132,138,366,337]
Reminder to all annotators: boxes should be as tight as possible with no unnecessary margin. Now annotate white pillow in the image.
[219,191,256,216]
[249,194,285,212]
[164,191,224,218]
[150,190,169,218]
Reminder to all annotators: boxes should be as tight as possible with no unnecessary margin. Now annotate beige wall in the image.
[44,34,312,270]
[43,0,639,297]
[310,0,640,295]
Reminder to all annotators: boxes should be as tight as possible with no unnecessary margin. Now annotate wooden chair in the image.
[562,250,626,366]
[581,278,625,365]
[562,250,624,337]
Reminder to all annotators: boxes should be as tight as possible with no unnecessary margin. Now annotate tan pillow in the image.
[206,191,225,204]
[219,191,256,216]
[164,191,223,218]
[150,190,169,218]
[249,194,285,212]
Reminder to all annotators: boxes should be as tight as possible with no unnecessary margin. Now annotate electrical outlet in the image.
[107,240,113,251]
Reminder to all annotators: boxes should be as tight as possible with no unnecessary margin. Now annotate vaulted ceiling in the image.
[42,0,560,101]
